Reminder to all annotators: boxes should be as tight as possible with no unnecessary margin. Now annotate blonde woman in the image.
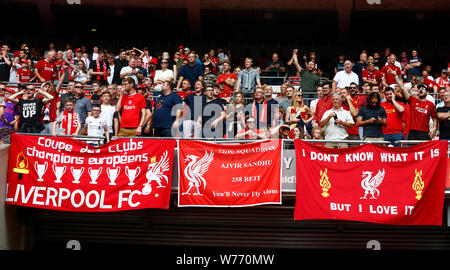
[226,92,246,138]
[285,91,313,137]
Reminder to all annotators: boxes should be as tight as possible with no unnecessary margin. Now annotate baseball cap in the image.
[75,48,81,52]
[442,69,448,74]
[417,83,428,90]
[150,58,158,64]
[40,81,53,89]
[178,45,184,50]
[183,47,190,51]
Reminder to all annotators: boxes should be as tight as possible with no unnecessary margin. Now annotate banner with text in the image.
[294,140,448,226]
[178,140,282,207]
[6,134,176,212]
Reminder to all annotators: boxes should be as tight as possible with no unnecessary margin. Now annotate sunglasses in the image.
[74,86,82,88]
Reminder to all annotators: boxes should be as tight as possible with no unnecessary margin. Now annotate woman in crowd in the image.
[72,60,90,84]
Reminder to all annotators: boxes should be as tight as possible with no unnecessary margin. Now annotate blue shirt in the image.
[152,92,182,129]
[179,63,204,90]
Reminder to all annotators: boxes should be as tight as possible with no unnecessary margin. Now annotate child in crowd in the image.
[82,104,110,146]
[53,97,81,136]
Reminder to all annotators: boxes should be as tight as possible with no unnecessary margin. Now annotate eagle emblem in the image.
[182,151,214,196]
[360,169,385,199]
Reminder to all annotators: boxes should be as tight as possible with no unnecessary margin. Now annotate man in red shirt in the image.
[362,62,384,87]
[340,87,360,141]
[313,82,333,128]
[116,77,147,137]
[394,70,437,140]
[216,60,237,98]
[380,87,405,146]
[421,69,439,93]
[381,54,401,87]
[16,60,35,83]
[177,79,193,100]
[39,70,66,135]
[35,50,57,83]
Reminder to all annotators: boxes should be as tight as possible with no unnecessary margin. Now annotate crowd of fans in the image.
[0,42,449,147]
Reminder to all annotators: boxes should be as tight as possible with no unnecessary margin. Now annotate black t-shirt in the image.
[90,94,102,105]
[358,105,387,138]
[18,98,45,133]
[0,57,11,82]
[437,106,450,139]
[201,99,225,138]
[88,60,110,84]
[184,93,206,121]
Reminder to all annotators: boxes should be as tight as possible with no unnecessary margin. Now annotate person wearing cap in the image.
[176,52,204,91]
[16,59,35,83]
[362,62,384,87]
[392,69,437,140]
[436,69,449,89]
[7,83,54,133]
[39,69,67,134]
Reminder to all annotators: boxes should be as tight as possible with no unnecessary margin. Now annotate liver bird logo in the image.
[182,151,214,196]
[142,151,170,195]
[360,169,385,199]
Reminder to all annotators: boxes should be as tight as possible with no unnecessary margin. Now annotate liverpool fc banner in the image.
[294,140,448,226]
[6,134,176,212]
[178,140,282,207]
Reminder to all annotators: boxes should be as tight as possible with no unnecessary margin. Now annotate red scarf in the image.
[60,110,79,135]
[252,100,267,123]
[96,59,107,81]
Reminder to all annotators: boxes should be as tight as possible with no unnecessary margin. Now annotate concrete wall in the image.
[0,144,20,250]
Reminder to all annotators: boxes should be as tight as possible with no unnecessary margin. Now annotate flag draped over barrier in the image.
[6,134,176,212]
[294,140,448,226]
[178,140,283,207]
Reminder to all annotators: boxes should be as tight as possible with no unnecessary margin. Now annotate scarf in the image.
[60,110,79,135]
[96,59,107,81]
[252,100,267,124]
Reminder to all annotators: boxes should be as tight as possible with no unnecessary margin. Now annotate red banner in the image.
[178,140,282,207]
[6,134,176,212]
[294,140,448,226]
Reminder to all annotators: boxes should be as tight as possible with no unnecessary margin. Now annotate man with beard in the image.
[392,70,437,140]
[293,53,320,103]
[216,60,236,98]
[356,92,387,141]
[380,87,406,146]
[313,82,333,129]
